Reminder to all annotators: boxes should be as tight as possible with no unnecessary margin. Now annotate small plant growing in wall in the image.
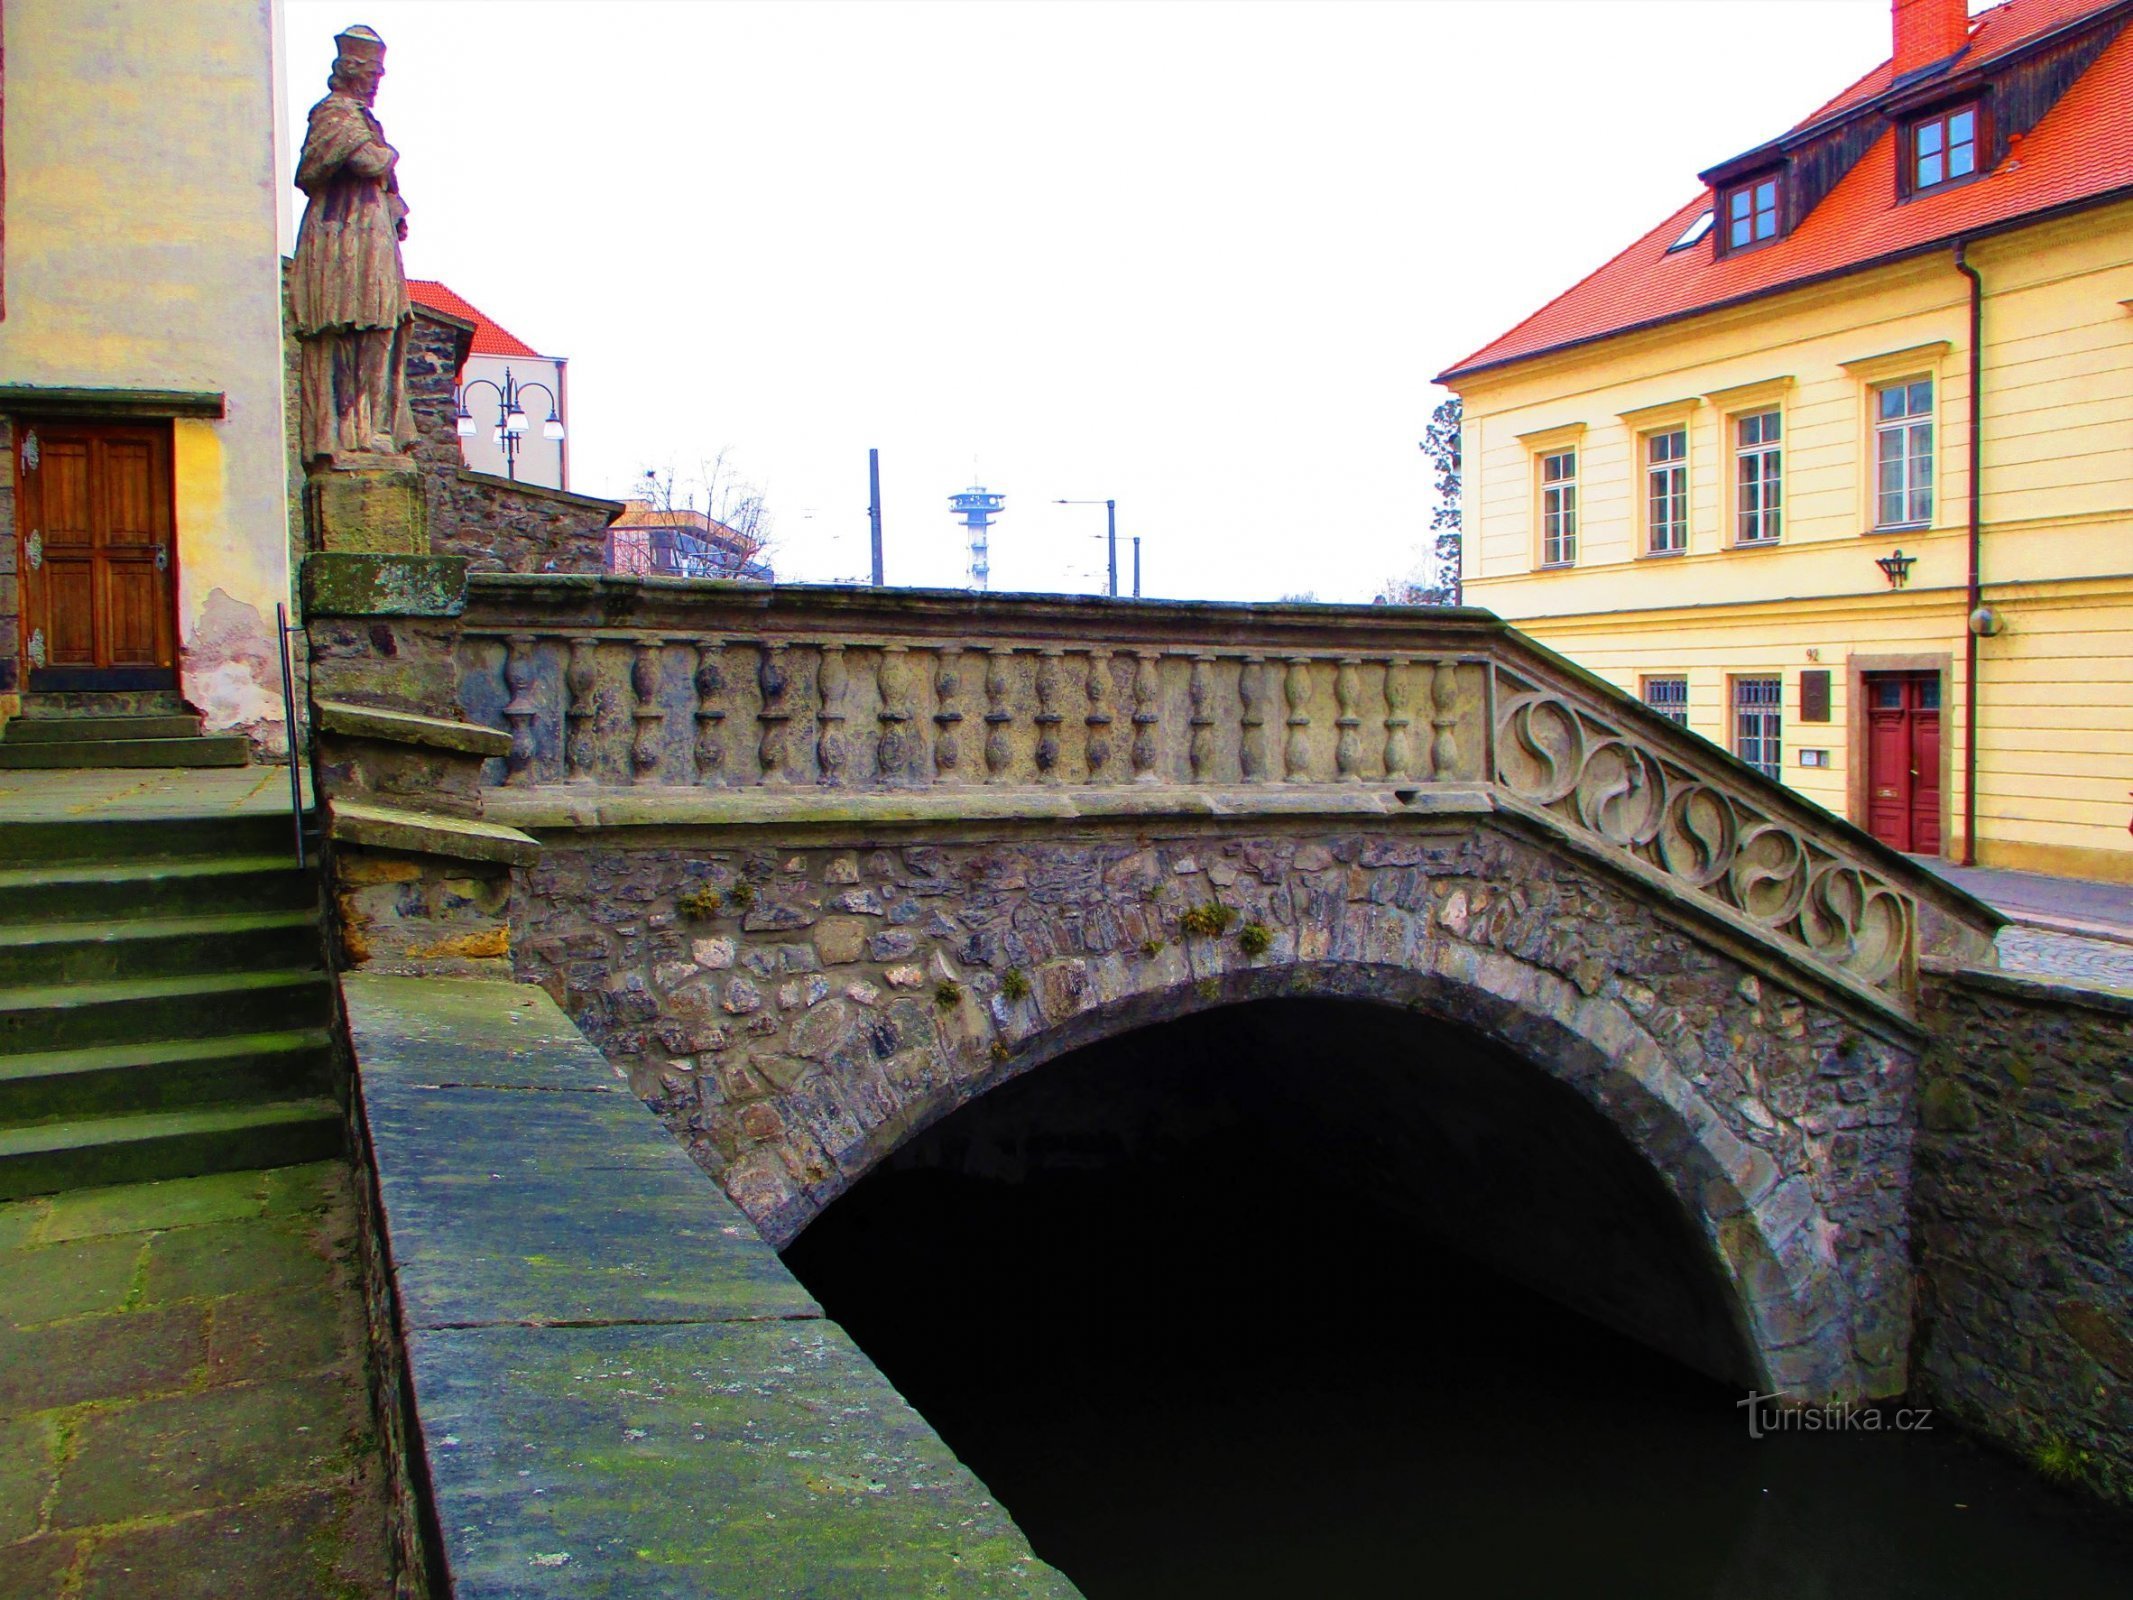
[989,1038,1012,1064]
[1139,938,1166,958]
[1000,967,1031,1002]
[1178,902,1236,939]
[677,886,723,921]
[728,882,756,913]
[1236,921,1272,958]
[2031,1435,2091,1488]
[935,981,963,1010]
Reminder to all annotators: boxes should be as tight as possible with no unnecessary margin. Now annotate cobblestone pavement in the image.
[0,1164,393,1600]
[1994,926,2133,991]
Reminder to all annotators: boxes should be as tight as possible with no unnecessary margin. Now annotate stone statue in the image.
[292,25,416,464]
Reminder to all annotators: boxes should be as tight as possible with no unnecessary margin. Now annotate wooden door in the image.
[1865,671,1942,854]
[15,421,177,691]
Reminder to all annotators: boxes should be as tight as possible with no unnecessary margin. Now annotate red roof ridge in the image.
[1439,0,2133,385]
[407,278,546,360]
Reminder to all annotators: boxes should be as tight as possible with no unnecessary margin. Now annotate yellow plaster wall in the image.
[1453,202,2133,882]
[0,0,289,742]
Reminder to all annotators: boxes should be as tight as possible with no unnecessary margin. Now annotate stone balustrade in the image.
[440,575,1997,1007]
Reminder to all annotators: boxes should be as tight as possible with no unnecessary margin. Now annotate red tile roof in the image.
[407,279,544,359]
[1439,0,2133,384]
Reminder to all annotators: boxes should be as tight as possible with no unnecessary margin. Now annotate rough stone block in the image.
[304,461,428,555]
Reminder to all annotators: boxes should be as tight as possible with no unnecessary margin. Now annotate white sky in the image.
[284,0,1905,601]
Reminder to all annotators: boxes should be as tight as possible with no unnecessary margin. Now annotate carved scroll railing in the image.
[1491,666,1911,990]
[452,582,1927,997]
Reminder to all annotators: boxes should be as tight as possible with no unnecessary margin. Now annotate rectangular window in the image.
[1734,409,1781,544]
[1540,449,1578,566]
[1645,429,1688,554]
[1874,379,1934,528]
[1725,176,1780,249]
[1643,676,1690,726]
[1911,104,1978,193]
[1733,676,1783,780]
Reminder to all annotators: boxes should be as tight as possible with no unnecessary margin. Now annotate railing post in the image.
[1084,649,1114,782]
[565,635,599,783]
[984,648,1015,784]
[1189,654,1217,782]
[1335,657,1363,782]
[1430,658,1461,780]
[503,633,540,787]
[1239,655,1267,783]
[630,637,664,783]
[933,647,963,783]
[1284,656,1313,783]
[817,643,849,787]
[1035,649,1064,783]
[692,639,727,786]
[758,642,793,785]
[1383,656,1412,782]
[1131,650,1162,783]
[876,644,913,783]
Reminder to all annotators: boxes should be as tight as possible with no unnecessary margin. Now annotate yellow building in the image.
[1,0,292,746]
[1441,0,2133,883]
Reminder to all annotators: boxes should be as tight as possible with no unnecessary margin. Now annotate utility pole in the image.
[868,448,884,587]
[1105,498,1118,598]
[1132,535,1141,599]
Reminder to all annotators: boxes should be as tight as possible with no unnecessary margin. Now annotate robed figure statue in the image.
[292,26,416,463]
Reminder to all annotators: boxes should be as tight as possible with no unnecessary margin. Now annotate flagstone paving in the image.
[0,1162,393,1599]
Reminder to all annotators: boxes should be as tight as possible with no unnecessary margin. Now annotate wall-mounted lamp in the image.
[1968,604,2005,637]
[1874,548,1916,589]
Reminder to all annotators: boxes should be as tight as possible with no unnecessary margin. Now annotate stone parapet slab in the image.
[341,973,1077,1598]
[303,554,470,618]
[315,698,512,759]
[326,798,539,866]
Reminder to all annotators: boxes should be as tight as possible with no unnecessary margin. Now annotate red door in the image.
[1865,671,1942,854]
[15,421,177,691]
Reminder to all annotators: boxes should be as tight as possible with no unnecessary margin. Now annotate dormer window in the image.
[1722,175,1782,253]
[1909,103,1980,194]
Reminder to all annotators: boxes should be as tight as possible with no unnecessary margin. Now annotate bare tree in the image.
[1379,396,1463,606]
[630,449,776,580]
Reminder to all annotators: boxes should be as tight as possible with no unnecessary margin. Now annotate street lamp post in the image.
[1054,497,1118,597]
[454,366,564,482]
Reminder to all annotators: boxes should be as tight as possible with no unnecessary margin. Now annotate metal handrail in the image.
[276,602,306,871]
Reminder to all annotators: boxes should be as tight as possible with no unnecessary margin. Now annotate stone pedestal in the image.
[305,455,429,556]
[302,461,535,979]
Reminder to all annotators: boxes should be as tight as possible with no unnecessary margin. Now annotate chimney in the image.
[1893,0,1970,73]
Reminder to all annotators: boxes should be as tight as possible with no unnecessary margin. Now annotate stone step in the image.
[0,813,301,866]
[0,855,316,925]
[0,1098,344,1201]
[0,909,323,985]
[0,970,333,1055]
[17,690,188,719]
[0,735,250,769]
[0,1028,335,1124]
[2,714,202,743]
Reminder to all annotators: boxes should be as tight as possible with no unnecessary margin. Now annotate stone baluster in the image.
[502,633,539,786]
[1429,658,1461,780]
[630,637,665,782]
[1334,657,1363,782]
[564,635,599,783]
[758,642,793,785]
[876,645,914,783]
[984,648,1015,783]
[1382,656,1413,782]
[933,647,964,783]
[816,643,849,786]
[1131,651,1162,783]
[1189,654,1217,782]
[1283,657,1313,783]
[1238,655,1268,783]
[692,639,728,786]
[1034,649,1064,783]
[1084,649,1114,782]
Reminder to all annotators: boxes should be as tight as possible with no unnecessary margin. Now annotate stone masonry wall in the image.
[406,310,619,576]
[510,819,1924,1400]
[1913,966,2133,1502]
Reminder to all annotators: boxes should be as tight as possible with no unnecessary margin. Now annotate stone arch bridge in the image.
[303,573,2002,1406]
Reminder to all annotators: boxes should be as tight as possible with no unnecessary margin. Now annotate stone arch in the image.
[741,942,1866,1404]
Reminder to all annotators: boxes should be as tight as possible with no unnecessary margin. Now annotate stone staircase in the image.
[0,692,250,768]
[0,811,341,1199]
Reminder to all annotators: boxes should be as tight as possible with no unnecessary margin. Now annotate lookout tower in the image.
[947,486,1006,590]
